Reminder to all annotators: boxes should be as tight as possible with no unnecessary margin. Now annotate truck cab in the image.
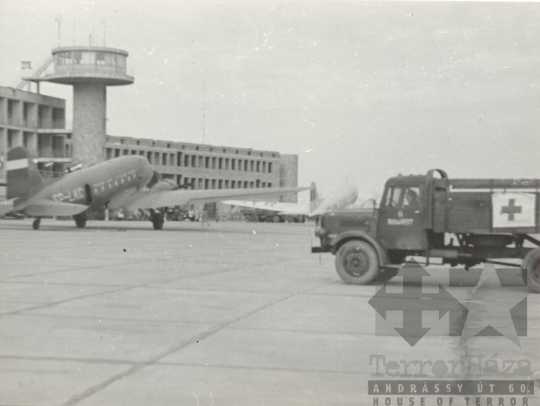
[377,175,426,252]
[312,169,540,292]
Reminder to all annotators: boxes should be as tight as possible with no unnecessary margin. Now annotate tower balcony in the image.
[24,46,134,86]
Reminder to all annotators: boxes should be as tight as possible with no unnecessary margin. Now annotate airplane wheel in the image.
[273,215,280,223]
[152,213,164,230]
[301,216,306,223]
[335,240,380,285]
[73,212,87,228]
[32,218,41,230]
[522,248,540,293]
[293,217,299,223]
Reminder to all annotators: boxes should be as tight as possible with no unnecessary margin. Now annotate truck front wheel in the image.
[335,240,380,285]
[522,248,540,293]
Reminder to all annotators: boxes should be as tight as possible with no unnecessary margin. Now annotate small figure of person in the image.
[201,208,210,226]
[404,189,420,210]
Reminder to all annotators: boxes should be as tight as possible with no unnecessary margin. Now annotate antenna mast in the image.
[202,81,206,144]
[102,19,106,46]
[55,15,61,47]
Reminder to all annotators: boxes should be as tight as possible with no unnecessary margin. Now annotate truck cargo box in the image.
[433,179,540,234]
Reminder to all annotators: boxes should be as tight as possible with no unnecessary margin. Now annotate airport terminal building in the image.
[105,135,293,192]
[0,85,299,203]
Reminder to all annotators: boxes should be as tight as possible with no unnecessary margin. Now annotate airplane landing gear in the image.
[151,212,164,230]
[32,218,41,230]
[73,212,88,228]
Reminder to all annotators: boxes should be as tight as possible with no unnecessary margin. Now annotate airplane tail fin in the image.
[6,147,44,200]
[309,182,320,213]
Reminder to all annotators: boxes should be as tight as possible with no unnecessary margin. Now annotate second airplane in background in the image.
[223,182,358,221]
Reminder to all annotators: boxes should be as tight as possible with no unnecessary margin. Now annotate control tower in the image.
[25,46,134,165]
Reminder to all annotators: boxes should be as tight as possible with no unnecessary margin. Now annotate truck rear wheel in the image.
[335,240,380,285]
[522,248,540,293]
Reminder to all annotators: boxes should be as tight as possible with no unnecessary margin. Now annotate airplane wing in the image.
[222,200,310,215]
[21,199,89,217]
[125,186,309,211]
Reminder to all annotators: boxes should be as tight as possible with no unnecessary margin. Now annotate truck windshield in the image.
[384,186,420,209]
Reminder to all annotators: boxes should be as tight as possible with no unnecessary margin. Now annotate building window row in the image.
[106,148,274,173]
[180,153,273,173]
[2,99,65,129]
[175,175,272,190]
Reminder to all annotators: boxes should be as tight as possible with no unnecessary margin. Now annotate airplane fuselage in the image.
[21,155,154,211]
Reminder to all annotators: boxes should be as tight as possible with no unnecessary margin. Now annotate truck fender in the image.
[331,231,388,267]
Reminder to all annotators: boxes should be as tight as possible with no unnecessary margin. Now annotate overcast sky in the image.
[1,0,538,201]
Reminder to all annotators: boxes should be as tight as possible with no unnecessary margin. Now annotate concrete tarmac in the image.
[0,219,538,405]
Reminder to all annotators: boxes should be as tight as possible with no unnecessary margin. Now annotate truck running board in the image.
[484,259,521,268]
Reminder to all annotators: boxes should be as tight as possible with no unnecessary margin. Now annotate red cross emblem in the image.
[501,198,522,221]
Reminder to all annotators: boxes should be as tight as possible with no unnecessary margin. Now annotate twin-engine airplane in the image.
[0,147,307,230]
[223,182,358,218]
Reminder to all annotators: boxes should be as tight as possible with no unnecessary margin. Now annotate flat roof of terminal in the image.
[106,135,281,156]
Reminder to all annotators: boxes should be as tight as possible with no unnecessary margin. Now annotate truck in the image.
[311,169,540,293]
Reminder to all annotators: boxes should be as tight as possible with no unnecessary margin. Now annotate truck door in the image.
[377,184,425,250]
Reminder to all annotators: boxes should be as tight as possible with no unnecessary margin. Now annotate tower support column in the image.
[72,83,107,165]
